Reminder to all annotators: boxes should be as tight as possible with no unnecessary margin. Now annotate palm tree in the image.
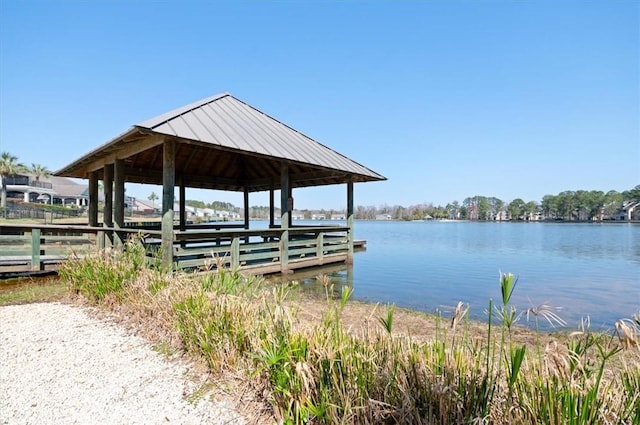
[148,191,158,211]
[0,152,26,211]
[30,163,51,186]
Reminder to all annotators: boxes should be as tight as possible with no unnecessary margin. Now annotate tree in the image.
[30,163,51,184]
[541,195,558,220]
[488,197,504,220]
[462,197,477,220]
[0,152,26,210]
[524,201,539,220]
[446,201,460,220]
[602,190,623,218]
[556,191,576,220]
[476,196,491,220]
[148,192,158,210]
[507,198,526,221]
[623,185,640,203]
[585,190,605,220]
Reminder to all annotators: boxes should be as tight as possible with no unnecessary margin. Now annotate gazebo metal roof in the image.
[55,93,386,192]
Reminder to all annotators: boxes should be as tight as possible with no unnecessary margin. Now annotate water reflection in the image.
[268,263,354,300]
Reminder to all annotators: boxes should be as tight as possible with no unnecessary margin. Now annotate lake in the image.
[286,221,640,331]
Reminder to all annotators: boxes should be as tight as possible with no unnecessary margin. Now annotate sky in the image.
[0,1,638,210]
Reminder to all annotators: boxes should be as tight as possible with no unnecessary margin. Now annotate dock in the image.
[1,223,366,278]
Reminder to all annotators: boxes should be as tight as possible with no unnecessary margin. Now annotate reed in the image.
[60,247,640,424]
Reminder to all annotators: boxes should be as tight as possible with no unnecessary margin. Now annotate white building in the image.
[4,173,88,207]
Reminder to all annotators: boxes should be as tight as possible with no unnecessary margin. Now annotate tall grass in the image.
[60,246,640,424]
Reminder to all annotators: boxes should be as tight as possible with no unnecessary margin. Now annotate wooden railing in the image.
[169,226,350,273]
[0,223,351,274]
[0,224,160,271]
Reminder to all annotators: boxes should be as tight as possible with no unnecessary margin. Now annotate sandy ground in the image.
[0,302,246,425]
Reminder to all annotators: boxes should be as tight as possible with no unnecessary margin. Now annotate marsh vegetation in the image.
[8,237,636,424]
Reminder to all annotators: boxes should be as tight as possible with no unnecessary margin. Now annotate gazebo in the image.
[55,93,386,272]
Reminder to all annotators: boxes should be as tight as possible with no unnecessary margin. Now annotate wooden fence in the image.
[0,224,353,275]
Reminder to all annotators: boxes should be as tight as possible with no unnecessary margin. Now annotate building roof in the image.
[55,93,386,192]
[48,176,89,197]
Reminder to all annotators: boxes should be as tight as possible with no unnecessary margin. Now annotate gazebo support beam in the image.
[269,187,275,228]
[179,179,186,231]
[288,186,293,228]
[347,178,354,264]
[103,164,114,246]
[161,139,175,269]
[280,165,290,273]
[244,188,249,230]
[88,171,98,227]
[114,159,125,246]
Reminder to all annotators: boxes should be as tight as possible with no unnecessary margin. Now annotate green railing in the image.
[0,224,159,271]
[0,224,351,274]
[168,226,350,273]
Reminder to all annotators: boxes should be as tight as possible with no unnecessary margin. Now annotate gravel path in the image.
[0,303,246,425]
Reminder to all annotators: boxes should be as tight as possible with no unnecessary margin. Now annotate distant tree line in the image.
[186,185,640,222]
[353,185,640,221]
[185,199,237,212]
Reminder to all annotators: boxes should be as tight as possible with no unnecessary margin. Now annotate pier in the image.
[0,222,366,277]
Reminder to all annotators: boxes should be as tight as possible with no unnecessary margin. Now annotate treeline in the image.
[184,199,237,212]
[184,185,640,221]
[354,185,640,221]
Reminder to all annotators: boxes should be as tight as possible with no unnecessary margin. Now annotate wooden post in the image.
[347,178,354,264]
[114,159,125,247]
[243,188,250,243]
[179,180,186,231]
[288,186,293,228]
[161,139,175,270]
[88,171,98,227]
[269,187,275,228]
[31,229,42,271]
[178,179,186,249]
[97,230,105,249]
[103,164,114,246]
[280,165,290,273]
[243,188,250,230]
[316,232,324,264]
[231,236,240,269]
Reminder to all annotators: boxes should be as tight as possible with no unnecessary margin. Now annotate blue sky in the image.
[1,1,638,210]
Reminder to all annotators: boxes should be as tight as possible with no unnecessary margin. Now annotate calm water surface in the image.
[290,221,639,330]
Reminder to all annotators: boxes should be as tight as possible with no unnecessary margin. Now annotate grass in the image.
[11,239,636,424]
[0,277,67,305]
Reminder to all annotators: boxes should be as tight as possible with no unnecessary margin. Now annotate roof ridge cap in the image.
[136,92,231,129]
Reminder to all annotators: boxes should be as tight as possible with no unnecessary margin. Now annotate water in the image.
[289,221,640,330]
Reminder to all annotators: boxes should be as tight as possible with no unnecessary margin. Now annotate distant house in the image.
[132,199,156,214]
[205,209,241,221]
[376,214,392,220]
[200,208,215,220]
[174,204,197,220]
[311,213,326,220]
[331,213,346,220]
[4,173,88,207]
[292,210,305,220]
[621,201,640,221]
[494,210,508,221]
[527,212,544,221]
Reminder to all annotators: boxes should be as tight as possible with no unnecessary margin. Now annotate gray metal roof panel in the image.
[136,93,384,179]
[136,93,229,129]
[55,93,386,185]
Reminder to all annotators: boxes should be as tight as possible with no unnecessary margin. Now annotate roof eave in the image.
[54,127,141,178]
